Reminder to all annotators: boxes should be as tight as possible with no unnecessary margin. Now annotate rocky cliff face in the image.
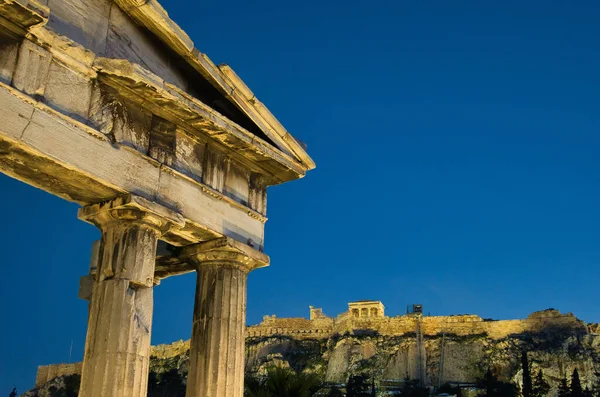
[27,321,600,396]
[245,325,600,391]
[26,307,600,397]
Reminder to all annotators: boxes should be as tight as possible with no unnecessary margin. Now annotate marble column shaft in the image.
[78,195,182,397]
[183,238,268,397]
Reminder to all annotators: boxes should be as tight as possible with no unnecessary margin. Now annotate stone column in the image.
[182,238,269,397]
[77,195,183,397]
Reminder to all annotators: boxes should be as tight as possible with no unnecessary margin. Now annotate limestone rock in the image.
[30,323,600,396]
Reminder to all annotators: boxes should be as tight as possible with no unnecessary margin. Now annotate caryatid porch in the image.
[0,1,314,396]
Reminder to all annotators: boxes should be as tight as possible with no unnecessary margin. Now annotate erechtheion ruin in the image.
[0,0,314,396]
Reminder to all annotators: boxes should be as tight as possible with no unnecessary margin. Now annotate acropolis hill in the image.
[31,301,600,396]
[245,301,592,340]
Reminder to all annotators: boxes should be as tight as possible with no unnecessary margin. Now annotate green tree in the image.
[481,369,496,397]
[558,377,570,397]
[244,375,271,397]
[479,368,518,397]
[63,375,80,397]
[522,351,533,397]
[571,369,584,397]
[244,367,322,397]
[346,375,370,397]
[496,382,519,397]
[147,369,185,397]
[532,370,550,397]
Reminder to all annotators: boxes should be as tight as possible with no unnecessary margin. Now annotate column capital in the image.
[78,194,185,234]
[181,237,269,273]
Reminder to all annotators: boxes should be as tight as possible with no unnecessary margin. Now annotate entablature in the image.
[0,81,266,248]
[0,8,282,216]
[92,58,304,186]
[0,0,314,251]
[0,0,314,186]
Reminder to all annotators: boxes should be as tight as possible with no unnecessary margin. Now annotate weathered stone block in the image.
[0,83,35,139]
[88,83,152,152]
[248,174,267,214]
[224,161,250,205]
[44,60,92,121]
[87,83,114,137]
[18,102,161,202]
[106,5,188,90]
[12,39,52,97]
[156,167,265,246]
[202,145,227,192]
[149,115,176,166]
[0,36,20,85]
[78,275,94,301]
[46,0,111,55]
[174,129,205,182]
[113,99,152,153]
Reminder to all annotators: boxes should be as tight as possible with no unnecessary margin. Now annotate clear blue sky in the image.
[2,0,600,393]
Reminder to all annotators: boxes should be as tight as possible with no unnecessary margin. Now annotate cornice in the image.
[93,57,305,185]
[0,0,48,37]
[113,0,315,172]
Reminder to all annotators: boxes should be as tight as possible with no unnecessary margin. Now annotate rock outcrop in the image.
[26,306,600,396]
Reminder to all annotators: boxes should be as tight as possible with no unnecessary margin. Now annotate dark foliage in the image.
[244,367,322,397]
[346,375,371,397]
[522,351,532,397]
[591,373,600,397]
[48,374,80,397]
[571,369,584,397]
[531,369,550,397]
[147,369,185,397]
[479,368,518,397]
[558,377,570,397]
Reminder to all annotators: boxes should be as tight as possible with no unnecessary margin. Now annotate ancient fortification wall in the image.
[35,363,82,387]
[245,315,334,339]
[35,341,191,387]
[246,306,585,341]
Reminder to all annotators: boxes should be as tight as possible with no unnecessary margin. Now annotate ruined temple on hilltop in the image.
[347,300,386,318]
[246,300,586,340]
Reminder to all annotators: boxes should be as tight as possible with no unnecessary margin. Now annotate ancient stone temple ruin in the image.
[0,1,314,396]
[348,300,386,318]
[248,301,585,340]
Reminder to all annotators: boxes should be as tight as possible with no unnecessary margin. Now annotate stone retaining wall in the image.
[246,310,584,340]
[35,363,82,387]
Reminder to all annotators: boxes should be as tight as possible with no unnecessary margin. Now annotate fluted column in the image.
[182,238,269,397]
[77,195,183,397]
